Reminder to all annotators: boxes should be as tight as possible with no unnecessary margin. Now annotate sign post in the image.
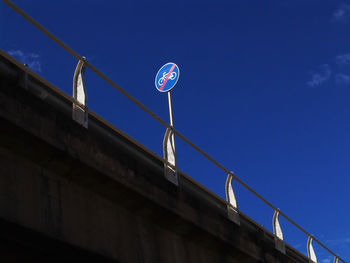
[155,62,180,185]
[168,91,174,127]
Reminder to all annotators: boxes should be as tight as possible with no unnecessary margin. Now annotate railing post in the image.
[225,172,240,225]
[333,257,339,263]
[163,127,178,185]
[307,235,318,263]
[72,57,88,128]
[272,209,285,254]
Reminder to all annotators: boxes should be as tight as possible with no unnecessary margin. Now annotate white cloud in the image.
[8,49,42,72]
[326,234,350,247]
[335,73,350,86]
[336,53,350,66]
[321,259,331,263]
[307,64,331,87]
[332,4,350,22]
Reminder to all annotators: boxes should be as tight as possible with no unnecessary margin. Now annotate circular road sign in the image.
[155,62,180,92]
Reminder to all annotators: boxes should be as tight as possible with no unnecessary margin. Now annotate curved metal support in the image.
[273,209,285,254]
[225,173,240,225]
[333,257,339,263]
[73,57,88,128]
[163,127,178,185]
[273,210,284,240]
[307,236,318,263]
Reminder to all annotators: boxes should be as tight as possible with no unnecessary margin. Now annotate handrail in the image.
[2,0,345,262]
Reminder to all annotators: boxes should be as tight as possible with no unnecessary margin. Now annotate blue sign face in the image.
[155,62,180,92]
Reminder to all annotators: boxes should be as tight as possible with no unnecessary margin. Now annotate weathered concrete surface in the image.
[0,53,309,262]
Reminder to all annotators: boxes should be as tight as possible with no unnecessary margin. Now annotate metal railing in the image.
[2,0,345,262]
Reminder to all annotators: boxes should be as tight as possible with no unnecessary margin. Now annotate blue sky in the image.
[1,0,350,261]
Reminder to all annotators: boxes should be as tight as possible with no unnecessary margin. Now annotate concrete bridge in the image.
[0,51,314,262]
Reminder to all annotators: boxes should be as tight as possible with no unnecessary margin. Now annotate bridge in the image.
[0,47,311,263]
[0,1,346,262]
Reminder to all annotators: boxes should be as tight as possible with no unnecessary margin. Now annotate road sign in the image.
[155,62,180,184]
[155,62,180,92]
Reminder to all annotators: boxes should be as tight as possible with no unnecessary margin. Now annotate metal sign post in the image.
[168,91,174,127]
[155,62,180,185]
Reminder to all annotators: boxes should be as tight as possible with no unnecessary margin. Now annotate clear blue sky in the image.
[1,0,350,261]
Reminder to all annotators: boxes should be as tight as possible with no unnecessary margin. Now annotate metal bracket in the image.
[72,57,88,128]
[307,236,318,263]
[225,173,240,225]
[163,127,178,185]
[273,209,285,254]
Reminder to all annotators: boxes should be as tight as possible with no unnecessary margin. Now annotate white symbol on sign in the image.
[158,71,177,86]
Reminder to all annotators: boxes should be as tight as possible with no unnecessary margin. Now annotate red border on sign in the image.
[160,63,176,91]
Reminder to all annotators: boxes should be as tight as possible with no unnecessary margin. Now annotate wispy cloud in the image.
[326,235,350,248]
[335,73,350,86]
[321,258,331,263]
[336,53,350,67]
[332,4,350,23]
[307,64,331,87]
[293,243,302,249]
[307,51,350,88]
[8,49,42,72]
